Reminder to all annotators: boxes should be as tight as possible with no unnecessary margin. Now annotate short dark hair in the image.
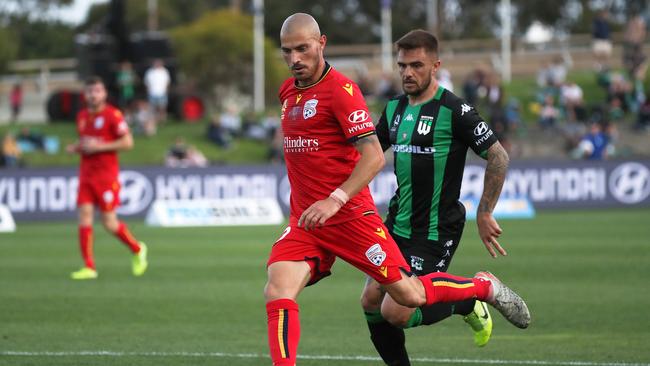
[84,76,104,86]
[395,29,439,54]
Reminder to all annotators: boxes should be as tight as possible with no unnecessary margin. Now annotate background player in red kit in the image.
[264,13,530,366]
[66,76,148,280]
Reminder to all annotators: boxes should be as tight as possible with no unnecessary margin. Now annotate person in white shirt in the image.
[144,59,171,121]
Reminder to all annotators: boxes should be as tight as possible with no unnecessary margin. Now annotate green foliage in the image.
[170,9,287,108]
[0,27,18,73]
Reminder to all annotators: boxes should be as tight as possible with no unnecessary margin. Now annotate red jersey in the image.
[76,104,129,181]
[279,64,378,226]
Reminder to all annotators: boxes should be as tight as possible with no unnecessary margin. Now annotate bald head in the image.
[280,13,321,39]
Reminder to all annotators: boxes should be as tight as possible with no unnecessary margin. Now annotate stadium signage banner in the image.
[1,160,648,222]
[145,198,284,227]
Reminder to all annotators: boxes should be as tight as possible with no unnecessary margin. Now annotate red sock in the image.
[418,272,492,306]
[79,225,94,269]
[266,299,300,366]
[113,221,141,253]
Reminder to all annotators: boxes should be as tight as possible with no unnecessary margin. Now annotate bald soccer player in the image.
[263,13,530,366]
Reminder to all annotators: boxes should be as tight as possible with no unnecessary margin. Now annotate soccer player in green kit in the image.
[360,29,515,365]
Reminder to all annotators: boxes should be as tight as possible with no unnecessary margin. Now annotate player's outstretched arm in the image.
[298,135,385,230]
[477,141,509,258]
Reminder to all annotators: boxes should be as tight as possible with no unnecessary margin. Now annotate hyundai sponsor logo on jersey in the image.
[1,161,649,221]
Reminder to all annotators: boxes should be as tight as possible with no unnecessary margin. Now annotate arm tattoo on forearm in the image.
[478,143,509,213]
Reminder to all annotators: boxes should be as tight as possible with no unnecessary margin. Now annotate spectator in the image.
[116,62,136,109]
[17,127,45,150]
[592,9,612,69]
[130,99,157,137]
[9,83,22,123]
[623,14,647,80]
[574,123,614,160]
[144,59,171,121]
[206,113,230,148]
[547,55,570,88]
[539,94,559,130]
[165,137,208,168]
[219,107,242,137]
[375,72,398,102]
[560,81,587,122]
[1,132,21,167]
[636,95,650,131]
[437,68,454,92]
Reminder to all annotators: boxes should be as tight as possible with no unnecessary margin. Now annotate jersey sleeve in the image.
[451,99,497,158]
[331,81,376,143]
[374,106,391,151]
[110,108,130,138]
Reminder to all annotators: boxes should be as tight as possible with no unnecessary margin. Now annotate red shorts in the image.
[267,214,411,285]
[77,178,121,212]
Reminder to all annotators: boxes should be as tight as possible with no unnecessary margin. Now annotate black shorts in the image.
[390,231,464,276]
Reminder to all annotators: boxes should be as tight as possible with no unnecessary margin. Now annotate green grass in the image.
[1,209,650,365]
[0,121,269,167]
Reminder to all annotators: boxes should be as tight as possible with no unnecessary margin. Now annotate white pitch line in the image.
[1,351,648,366]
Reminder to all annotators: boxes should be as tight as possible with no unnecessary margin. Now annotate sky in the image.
[49,0,109,25]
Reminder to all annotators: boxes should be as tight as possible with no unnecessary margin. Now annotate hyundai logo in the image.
[348,110,370,123]
[608,162,650,204]
[474,121,489,136]
[118,170,154,215]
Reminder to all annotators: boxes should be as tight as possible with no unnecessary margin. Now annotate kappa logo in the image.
[436,259,446,268]
[342,83,354,96]
[303,99,318,119]
[365,243,387,266]
[444,240,454,247]
[390,114,401,131]
[608,162,650,204]
[94,116,104,129]
[417,115,434,135]
[474,121,489,136]
[405,113,415,122]
[461,103,472,116]
[374,227,386,239]
[348,110,370,124]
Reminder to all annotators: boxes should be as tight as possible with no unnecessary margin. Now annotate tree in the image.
[170,9,287,109]
[0,28,18,73]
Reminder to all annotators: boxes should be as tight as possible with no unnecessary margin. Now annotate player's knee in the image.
[264,281,296,302]
[360,291,382,312]
[381,308,412,328]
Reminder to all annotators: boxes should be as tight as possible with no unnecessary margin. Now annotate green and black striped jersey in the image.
[375,86,498,241]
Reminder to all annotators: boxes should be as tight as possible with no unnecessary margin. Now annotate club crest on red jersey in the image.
[94,116,104,129]
[365,243,387,266]
[303,99,318,119]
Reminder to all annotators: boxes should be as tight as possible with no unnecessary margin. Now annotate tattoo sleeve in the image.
[478,142,509,214]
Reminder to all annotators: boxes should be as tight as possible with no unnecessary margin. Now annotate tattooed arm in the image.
[477,141,510,257]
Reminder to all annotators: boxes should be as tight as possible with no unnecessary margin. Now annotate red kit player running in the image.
[264,13,530,366]
[66,76,148,280]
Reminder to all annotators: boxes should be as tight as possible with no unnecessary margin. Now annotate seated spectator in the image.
[608,72,633,112]
[539,94,559,130]
[560,81,587,122]
[2,133,22,168]
[131,99,157,137]
[206,114,231,148]
[573,123,614,160]
[636,96,650,131]
[17,127,45,150]
[165,137,208,168]
[220,107,242,137]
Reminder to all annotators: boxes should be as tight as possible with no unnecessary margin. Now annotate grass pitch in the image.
[1,208,649,366]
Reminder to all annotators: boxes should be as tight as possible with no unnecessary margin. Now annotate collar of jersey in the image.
[294,62,332,90]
